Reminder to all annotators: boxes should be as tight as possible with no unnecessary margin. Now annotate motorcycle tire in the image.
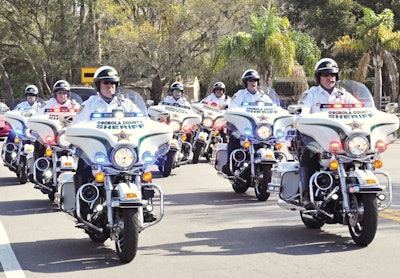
[254,164,272,201]
[232,181,248,193]
[191,141,203,164]
[160,150,175,177]
[88,231,109,243]
[348,194,378,246]
[300,212,325,229]
[115,209,140,263]
[18,157,28,184]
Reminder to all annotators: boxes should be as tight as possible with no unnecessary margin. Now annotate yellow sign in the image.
[81,67,97,83]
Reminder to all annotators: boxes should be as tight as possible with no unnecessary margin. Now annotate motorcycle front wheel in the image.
[254,164,272,201]
[115,208,140,263]
[159,150,175,177]
[191,141,204,164]
[347,194,378,246]
[18,156,28,184]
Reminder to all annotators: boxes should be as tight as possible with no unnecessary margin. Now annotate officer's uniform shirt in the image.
[14,101,41,113]
[229,89,273,108]
[299,85,359,114]
[73,93,140,124]
[159,95,191,107]
[200,93,231,108]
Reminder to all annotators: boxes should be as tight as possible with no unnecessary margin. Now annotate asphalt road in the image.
[0,139,399,278]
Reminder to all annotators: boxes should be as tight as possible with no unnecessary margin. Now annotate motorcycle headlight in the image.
[111,145,137,170]
[345,135,370,156]
[169,120,181,132]
[214,118,227,130]
[57,131,71,148]
[256,124,272,140]
[202,117,213,128]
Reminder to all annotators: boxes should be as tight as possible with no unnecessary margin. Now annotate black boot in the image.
[222,163,232,176]
[300,166,313,209]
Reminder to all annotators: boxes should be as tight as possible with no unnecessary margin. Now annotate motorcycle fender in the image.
[23,143,35,157]
[116,182,142,202]
[347,169,383,191]
[58,172,76,212]
[197,131,209,141]
[59,155,76,170]
[256,148,275,162]
[169,138,180,151]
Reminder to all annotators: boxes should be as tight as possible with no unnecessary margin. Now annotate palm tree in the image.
[334,7,400,109]
[218,4,319,96]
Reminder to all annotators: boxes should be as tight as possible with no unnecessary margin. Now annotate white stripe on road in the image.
[0,221,25,278]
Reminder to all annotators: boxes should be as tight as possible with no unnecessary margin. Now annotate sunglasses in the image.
[102,81,117,85]
[56,91,69,95]
[26,94,37,97]
[247,79,258,82]
[320,72,337,77]
[173,90,182,94]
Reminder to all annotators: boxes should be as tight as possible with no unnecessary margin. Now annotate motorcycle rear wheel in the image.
[115,209,140,263]
[348,194,378,246]
[300,212,325,229]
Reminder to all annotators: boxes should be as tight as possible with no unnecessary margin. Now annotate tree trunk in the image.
[0,61,14,107]
[151,74,163,104]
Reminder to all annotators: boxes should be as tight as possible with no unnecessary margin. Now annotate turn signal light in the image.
[142,171,153,182]
[375,140,387,153]
[329,159,339,170]
[329,141,341,153]
[243,141,251,149]
[181,134,187,141]
[14,137,20,144]
[373,159,383,169]
[45,148,53,157]
[95,172,105,182]
[125,193,138,199]
[275,143,282,150]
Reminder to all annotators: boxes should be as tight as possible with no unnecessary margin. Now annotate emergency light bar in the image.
[320,103,366,109]
[44,107,79,113]
[90,111,145,119]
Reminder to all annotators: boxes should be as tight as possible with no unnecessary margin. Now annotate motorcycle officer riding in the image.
[72,65,141,193]
[222,69,273,176]
[297,58,359,208]
[200,81,231,109]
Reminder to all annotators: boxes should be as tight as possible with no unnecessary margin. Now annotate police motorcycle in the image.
[56,89,172,263]
[191,101,227,164]
[26,95,81,201]
[267,80,399,246]
[212,88,294,201]
[2,108,38,184]
[147,102,202,177]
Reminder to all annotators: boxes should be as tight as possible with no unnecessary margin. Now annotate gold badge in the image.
[113,130,132,141]
[346,120,363,130]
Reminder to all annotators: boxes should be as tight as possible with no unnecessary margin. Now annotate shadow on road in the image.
[140,224,362,257]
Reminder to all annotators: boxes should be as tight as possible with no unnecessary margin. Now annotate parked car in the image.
[70,86,97,102]
[0,102,11,138]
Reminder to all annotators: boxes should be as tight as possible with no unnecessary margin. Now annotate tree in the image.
[217,4,319,96]
[334,7,400,109]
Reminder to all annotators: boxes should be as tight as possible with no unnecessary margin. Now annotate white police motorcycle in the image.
[268,80,399,246]
[148,102,201,177]
[212,88,294,201]
[56,89,172,262]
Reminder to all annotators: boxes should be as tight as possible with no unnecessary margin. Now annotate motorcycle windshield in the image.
[240,86,282,107]
[318,80,375,109]
[89,88,148,119]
